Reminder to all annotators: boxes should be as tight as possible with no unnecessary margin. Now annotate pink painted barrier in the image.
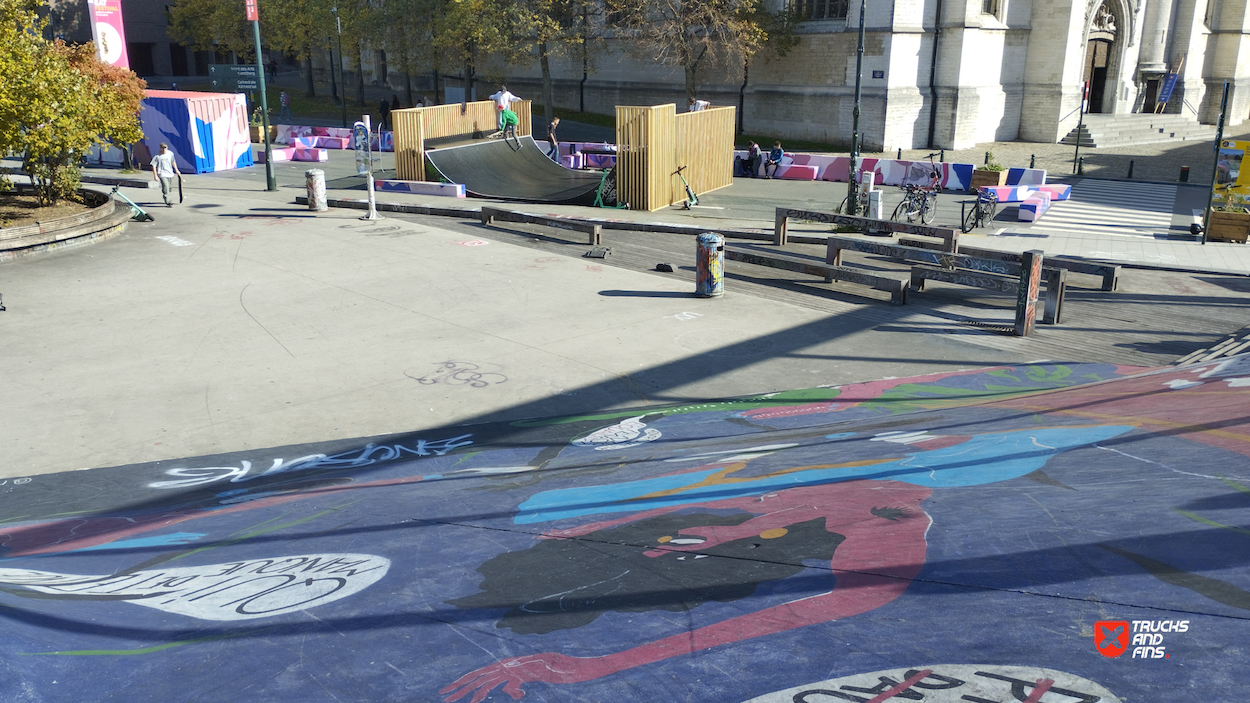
[292,148,328,162]
[1018,191,1053,222]
[1035,184,1071,201]
[258,147,296,163]
[979,185,1036,203]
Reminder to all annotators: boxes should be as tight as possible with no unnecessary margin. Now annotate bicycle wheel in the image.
[891,199,910,223]
[962,202,979,233]
[921,194,937,224]
[839,197,849,215]
[987,199,998,223]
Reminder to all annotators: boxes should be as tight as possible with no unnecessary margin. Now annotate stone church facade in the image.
[506,0,1250,150]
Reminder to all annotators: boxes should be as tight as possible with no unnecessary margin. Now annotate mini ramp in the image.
[424,136,605,204]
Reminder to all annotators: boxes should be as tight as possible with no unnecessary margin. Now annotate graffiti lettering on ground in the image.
[0,554,389,621]
[0,361,1248,701]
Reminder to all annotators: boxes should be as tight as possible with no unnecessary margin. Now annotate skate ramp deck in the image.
[425,135,604,203]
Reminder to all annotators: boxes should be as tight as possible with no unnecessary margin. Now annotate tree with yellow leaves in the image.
[0,0,145,205]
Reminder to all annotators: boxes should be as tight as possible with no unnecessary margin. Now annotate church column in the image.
[1138,0,1177,74]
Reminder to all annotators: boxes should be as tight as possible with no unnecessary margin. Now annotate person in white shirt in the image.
[688,97,710,112]
[150,143,181,207]
[489,85,521,132]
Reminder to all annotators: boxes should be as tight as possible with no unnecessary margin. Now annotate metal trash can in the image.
[695,232,724,297]
[305,169,327,211]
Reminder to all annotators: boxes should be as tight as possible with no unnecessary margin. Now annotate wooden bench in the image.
[909,255,1063,331]
[900,237,1119,291]
[724,246,909,305]
[774,207,959,252]
[827,235,1063,327]
[479,206,603,244]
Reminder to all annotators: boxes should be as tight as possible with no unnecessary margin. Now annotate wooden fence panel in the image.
[616,104,675,212]
[390,100,532,181]
[674,106,735,204]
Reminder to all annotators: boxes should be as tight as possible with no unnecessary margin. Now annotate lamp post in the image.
[331,6,347,128]
[847,0,866,215]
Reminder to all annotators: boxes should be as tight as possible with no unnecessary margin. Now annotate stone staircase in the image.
[1060,113,1216,148]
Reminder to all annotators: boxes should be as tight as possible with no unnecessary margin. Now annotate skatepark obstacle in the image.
[616,104,735,211]
[392,100,533,181]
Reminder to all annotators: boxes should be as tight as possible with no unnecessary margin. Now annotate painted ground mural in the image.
[2,360,1248,701]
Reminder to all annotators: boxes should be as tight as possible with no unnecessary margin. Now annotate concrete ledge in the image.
[298,196,773,241]
[0,198,131,262]
[81,174,156,189]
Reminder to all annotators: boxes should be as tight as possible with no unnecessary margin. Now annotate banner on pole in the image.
[89,0,130,69]
[245,0,258,21]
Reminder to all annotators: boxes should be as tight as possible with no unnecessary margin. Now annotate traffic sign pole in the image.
[248,0,276,192]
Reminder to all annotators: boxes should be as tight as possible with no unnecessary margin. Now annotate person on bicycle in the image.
[764,141,785,179]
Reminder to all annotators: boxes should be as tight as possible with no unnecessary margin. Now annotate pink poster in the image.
[89,0,130,69]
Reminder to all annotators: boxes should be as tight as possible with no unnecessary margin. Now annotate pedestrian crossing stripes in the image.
[1018,180,1178,238]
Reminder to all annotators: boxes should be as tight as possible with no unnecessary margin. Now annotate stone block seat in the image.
[1018,190,1053,222]
[1035,184,1071,200]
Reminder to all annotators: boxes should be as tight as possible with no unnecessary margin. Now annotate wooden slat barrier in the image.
[825,236,1061,328]
[899,237,1120,291]
[479,206,602,244]
[616,105,676,212]
[674,106,735,206]
[392,100,533,181]
[725,245,909,305]
[774,207,958,252]
[907,250,1049,335]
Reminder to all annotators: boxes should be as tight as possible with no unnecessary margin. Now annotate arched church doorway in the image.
[1083,4,1119,114]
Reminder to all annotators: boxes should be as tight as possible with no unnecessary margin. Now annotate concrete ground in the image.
[2,140,1249,702]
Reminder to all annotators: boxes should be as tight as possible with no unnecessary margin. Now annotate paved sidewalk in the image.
[192,146,1250,275]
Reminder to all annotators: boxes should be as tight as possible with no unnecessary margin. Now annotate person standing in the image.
[763,141,785,179]
[278,90,291,122]
[546,117,561,162]
[489,85,520,132]
[379,98,390,131]
[150,143,181,207]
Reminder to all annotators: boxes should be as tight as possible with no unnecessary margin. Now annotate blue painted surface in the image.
[0,361,1247,702]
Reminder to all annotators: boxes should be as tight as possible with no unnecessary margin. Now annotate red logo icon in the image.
[1095,620,1129,658]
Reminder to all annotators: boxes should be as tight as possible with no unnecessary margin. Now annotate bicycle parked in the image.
[838,170,868,216]
[961,188,998,233]
[891,153,942,225]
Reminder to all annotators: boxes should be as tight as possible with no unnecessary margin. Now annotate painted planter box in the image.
[969,169,1008,192]
[1207,210,1250,243]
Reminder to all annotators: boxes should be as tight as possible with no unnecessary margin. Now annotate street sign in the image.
[208,64,259,91]
[245,0,258,21]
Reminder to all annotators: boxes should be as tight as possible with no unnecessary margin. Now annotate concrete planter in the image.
[0,189,132,262]
[1208,210,1250,243]
[969,169,1008,192]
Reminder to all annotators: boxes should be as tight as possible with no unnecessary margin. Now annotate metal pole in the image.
[333,8,346,129]
[251,20,277,191]
[1073,81,1087,174]
[848,0,866,215]
[1204,80,1231,245]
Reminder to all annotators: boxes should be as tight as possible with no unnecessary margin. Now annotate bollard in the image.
[1078,157,1085,175]
[1180,165,1190,182]
[305,169,327,211]
[695,232,724,298]
[940,150,945,162]
[897,148,902,160]
[1128,159,1135,179]
[1030,154,1035,169]
[984,151,990,165]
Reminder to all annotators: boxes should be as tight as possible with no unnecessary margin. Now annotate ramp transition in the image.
[425,135,605,204]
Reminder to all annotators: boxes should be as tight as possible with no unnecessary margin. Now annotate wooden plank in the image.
[1015,250,1043,337]
[910,265,1019,294]
[777,207,958,251]
[900,238,1120,291]
[825,235,1020,275]
[479,206,602,244]
[726,248,908,305]
[675,106,735,202]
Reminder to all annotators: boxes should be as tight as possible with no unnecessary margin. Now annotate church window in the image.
[790,0,849,21]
